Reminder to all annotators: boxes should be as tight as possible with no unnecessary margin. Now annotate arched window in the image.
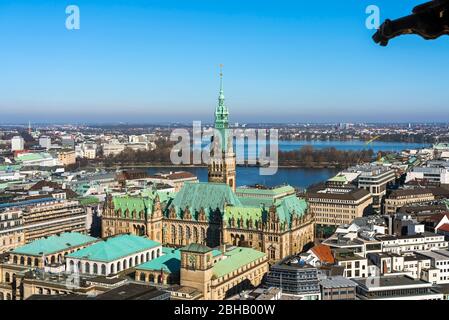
[178,226,183,245]
[0,292,4,300]
[146,252,150,261]
[186,226,191,240]
[134,256,138,265]
[157,248,161,257]
[111,264,115,274]
[171,225,176,243]
[129,257,133,267]
[117,261,122,272]
[20,257,25,265]
[193,227,198,243]
[77,261,81,273]
[201,228,206,243]
[149,274,155,283]
[93,263,98,274]
[69,260,75,272]
[50,256,55,264]
[13,256,18,264]
[34,258,39,267]
[151,251,155,259]
[5,273,10,283]
[139,273,146,282]
[140,254,144,263]
[101,264,106,275]
[27,257,32,266]
[85,262,91,273]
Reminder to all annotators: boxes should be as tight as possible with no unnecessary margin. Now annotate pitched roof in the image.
[311,244,335,264]
[67,234,160,262]
[12,232,98,256]
[167,182,241,221]
[437,224,449,233]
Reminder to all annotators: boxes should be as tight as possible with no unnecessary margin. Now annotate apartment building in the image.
[384,188,435,215]
[0,208,24,253]
[416,250,449,284]
[376,232,448,255]
[21,199,88,243]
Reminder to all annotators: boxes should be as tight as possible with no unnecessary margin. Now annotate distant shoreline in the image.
[88,163,342,170]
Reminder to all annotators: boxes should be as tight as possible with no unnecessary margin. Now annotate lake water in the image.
[149,140,428,189]
[200,139,430,160]
[147,166,339,190]
[276,140,429,153]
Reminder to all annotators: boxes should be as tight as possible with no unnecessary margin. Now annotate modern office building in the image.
[265,256,321,300]
[354,275,444,300]
[307,187,372,237]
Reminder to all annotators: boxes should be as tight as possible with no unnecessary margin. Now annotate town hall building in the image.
[101,73,315,262]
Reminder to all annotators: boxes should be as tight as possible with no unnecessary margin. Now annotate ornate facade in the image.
[102,184,314,262]
[101,72,315,262]
[207,68,236,191]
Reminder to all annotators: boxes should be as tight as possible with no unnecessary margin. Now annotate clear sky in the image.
[1,0,448,124]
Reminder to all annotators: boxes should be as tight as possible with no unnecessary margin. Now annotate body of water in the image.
[200,139,430,160]
[147,166,339,190]
[276,140,429,153]
[147,141,427,190]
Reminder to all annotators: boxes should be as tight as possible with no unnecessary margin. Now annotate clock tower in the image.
[208,66,237,191]
[180,243,214,298]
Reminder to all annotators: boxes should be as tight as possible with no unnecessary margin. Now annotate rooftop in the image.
[12,232,98,256]
[320,276,357,289]
[67,234,160,262]
[212,247,266,278]
[136,248,181,274]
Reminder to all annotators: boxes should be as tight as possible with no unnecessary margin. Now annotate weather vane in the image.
[219,64,223,78]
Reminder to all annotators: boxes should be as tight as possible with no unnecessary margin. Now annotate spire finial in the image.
[219,64,224,92]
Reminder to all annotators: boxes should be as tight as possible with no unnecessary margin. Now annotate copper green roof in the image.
[236,185,295,196]
[274,195,308,227]
[236,185,296,207]
[180,243,212,253]
[165,182,242,221]
[112,189,174,218]
[136,248,180,273]
[112,196,154,217]
[15,152,53,162]
[12,232,98,256]
[67,234,160,262]
[77,196,100,206]
[212,247,266,278]
[224,206,267,228]
[225,194,307,229]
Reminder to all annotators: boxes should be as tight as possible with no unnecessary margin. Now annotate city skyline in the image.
[1,0,449,123]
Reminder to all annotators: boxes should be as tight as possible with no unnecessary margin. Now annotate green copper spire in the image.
[214,65,230,152]
[215,64,229,130]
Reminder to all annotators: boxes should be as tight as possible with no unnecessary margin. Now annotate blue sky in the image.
[0,0,448,124]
